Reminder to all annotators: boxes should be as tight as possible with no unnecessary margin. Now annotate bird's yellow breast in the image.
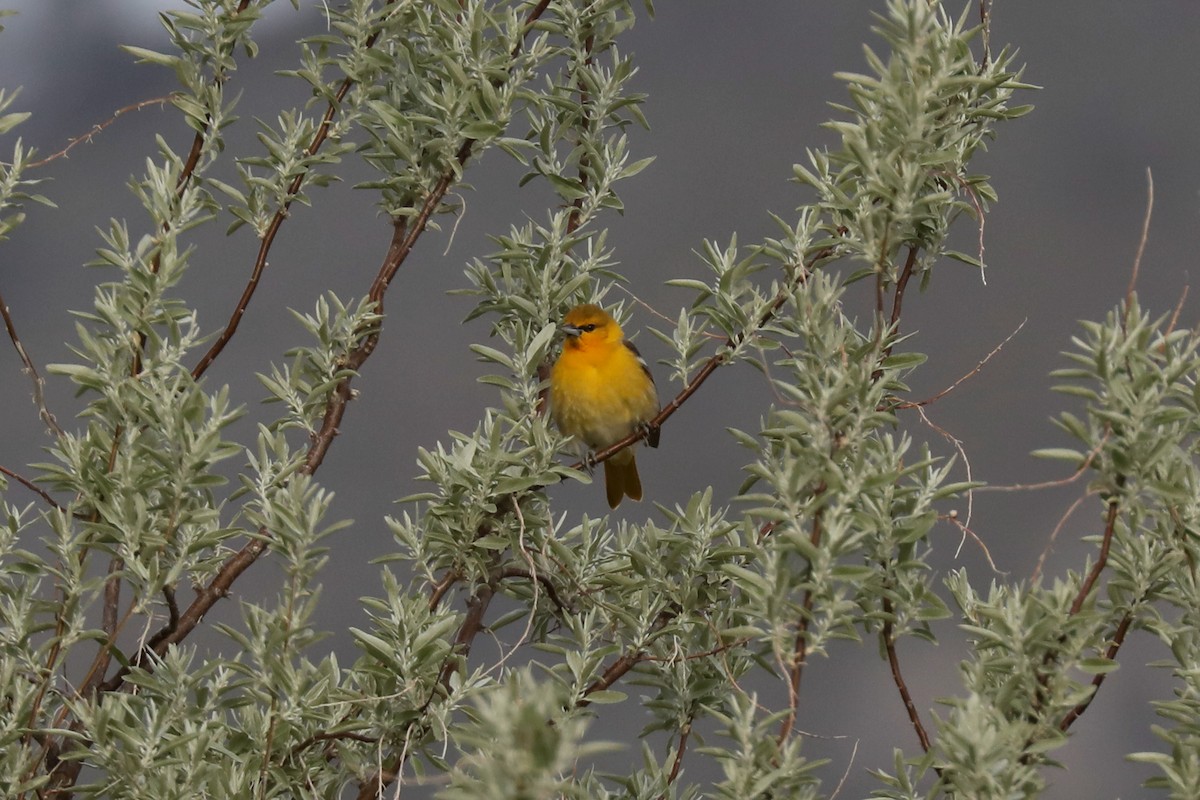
[550,339,658,453]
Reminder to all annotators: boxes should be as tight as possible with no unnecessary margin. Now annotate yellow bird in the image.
[550,303,660,508]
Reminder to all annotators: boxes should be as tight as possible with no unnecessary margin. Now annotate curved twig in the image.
[0,288,64,438]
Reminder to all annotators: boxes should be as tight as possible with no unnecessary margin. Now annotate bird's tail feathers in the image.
[604,453,642,508]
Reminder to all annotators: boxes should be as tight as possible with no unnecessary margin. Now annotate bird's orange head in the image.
[560,303,623,350]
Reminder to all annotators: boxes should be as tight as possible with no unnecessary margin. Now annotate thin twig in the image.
[0,287,64,437]
[1058,611,1133,731]
[191,5,392,379]
[437,581,496,690]
[428,569,462,612]
[1165,285,1189,340]
[1069,494,1122,616]
[79,557,124,699]
[894,318,1026,409]
[664,716,693,791]
[174,0,254,197]
[578,609,676,707]
[940,513,1001,574]
[979,0,993,70]
[0,464,64,512]
[1031,490,1096,584]
[354,575,499,800]
[1123,167,1154,324]
[573,252,830,472]
[976,433,1109,493]
[565,28,595,236]
[290,730,380,758]
[914,405,977,536]
[640,637,748,664]
[889,245,918,329]
[100,537,270,691]
[882,598,932,753]
[777,501,824,746]
[828,738,860,800]
[484,502,543,678]
[25,96,174,169]
[498,566,569,615]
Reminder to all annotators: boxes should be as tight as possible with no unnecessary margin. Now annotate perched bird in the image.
[550,303,659,508]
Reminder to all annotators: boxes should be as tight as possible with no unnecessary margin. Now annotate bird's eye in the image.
[582,324,597,332]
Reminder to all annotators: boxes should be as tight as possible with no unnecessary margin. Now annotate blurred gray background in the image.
[2,2,1199,797]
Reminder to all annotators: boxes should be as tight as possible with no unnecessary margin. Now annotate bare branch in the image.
[574,251,832,472]
[1070,494,1122,616]
[1031,490,1097,584]
[0,287,64,438]
[25,96,174,169]
[894,318,1026,409]
[881,598,932,753]
[664,715,693,793]
[777,500,824,746]
[0,464,65,512]
[1123,167,1154,322]
[1058,611,1133,731]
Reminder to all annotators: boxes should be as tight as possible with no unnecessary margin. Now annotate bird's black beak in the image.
[560,323,582,338]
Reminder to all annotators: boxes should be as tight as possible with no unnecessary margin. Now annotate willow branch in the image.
[25,96,173,169]
[664,715,693,792]
[0,287,64,438]
[572,253,831,472]
[0,464,65,512]
[498,566,570,615]
[777,502,823,746]
[429,569,463,611]
[578,608,676,707]
[191,3,396,380]
[1070,496,1121,616]
[1058,611,1133,731]
[882,598,932,753]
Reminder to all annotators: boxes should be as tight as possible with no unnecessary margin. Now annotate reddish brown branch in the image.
[0,287,64,438]
[195,0,553,380]
[1069,497,1121,616]
[0,464,64,512]
[777,502,824,746]
[498,566,570,614]
[78,557,124,700]
[436,581,496,692]
[191,19,384,380]
[290,730,379,758]
[1029,488,1125,741]
[429,569,463,611]
[573,254,829,472]
[565,29,596,235]
[882,598,932,753]
[641,638,749,664]
[174,0,253,197]
[578,609,677,708]
[1058,611,1132,732]
[874,267,886,319]
[99,537,269,692]
[889,245,917,330]
[579,651,647,707]
[1123,169,1153,329]
[25,96,174,170]
[163,584,180,631]
[893,319,1026,410]
[664,715,693,791]
[356,574,499,800]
